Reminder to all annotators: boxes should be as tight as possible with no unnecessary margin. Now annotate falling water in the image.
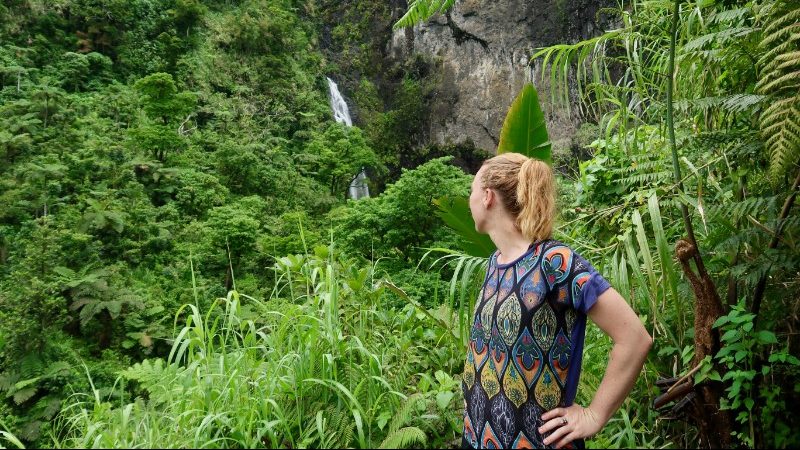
[326,76,369,199]
[326,77,353,127]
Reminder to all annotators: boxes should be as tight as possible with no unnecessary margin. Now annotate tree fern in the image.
[756,1,800,184]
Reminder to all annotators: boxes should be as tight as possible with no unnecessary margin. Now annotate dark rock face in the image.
[386,0,611,154]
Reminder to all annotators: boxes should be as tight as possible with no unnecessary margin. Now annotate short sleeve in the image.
[577,271,611,314]
[542,243,611,314]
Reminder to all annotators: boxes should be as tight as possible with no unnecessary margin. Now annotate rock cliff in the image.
[386,0,610,154]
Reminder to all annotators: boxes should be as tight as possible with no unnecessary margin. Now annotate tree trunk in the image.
[676,239,733,448]
[665,1,733,445]
[99,309,112,350]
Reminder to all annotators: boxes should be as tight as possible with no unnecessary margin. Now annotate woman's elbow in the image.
[638,329,653,356]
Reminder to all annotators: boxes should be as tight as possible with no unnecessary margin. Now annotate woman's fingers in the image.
[556,431,580,449]
[541,407,565,421]
[542,421,572,446]
[538,410,569,435]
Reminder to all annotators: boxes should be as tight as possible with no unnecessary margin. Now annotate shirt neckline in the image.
[494,239,549,269]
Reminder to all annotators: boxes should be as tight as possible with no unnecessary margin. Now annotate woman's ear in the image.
[483,188,493,208]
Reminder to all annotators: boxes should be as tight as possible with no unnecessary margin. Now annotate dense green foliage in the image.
[0,0,478,446]
[1,0,799,449]
[54,251,466,449]
[533,0,800,447]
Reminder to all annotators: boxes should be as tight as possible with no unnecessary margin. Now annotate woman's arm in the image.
[539,287,653,448]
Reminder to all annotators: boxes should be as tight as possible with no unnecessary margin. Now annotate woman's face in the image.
[469,167,489,233]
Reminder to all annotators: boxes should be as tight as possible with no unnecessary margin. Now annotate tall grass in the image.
[54,247,463,448]
[54,228,670,448]
[0,430,25,449]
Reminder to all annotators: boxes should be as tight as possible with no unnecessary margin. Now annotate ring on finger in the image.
[561,417,568,426]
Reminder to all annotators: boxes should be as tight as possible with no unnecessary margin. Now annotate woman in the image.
[462,153,652,449]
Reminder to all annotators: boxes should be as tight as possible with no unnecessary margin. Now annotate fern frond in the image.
[760,10,800,47]
[710,7,751,24]
[708,195,781,225]
[674,94,766,115]
[760,97,796,128]
[379,426,427,449]
[714,226,762,255]
[13,387,37,405]
[758,70,800,94]
[757,1,800,185]
[18,354,44,380]
[756,36,799,70]
[387,393,423,434]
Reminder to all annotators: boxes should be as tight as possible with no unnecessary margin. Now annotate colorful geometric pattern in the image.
[571,272,591,310]
[463,240,610,449]
[497,293,522,347]
[511,328,542,389]
[497,267,516,301]
[518,268,545,310]
[542,245,573,289]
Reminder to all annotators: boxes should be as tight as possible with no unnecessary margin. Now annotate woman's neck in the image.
[488,220,531,265]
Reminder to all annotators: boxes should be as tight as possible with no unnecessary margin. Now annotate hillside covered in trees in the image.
[1,0,799,449]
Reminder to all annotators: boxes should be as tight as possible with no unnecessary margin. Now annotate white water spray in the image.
[326,77,352,127]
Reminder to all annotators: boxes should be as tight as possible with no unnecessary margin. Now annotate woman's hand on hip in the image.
[539,404,602,448]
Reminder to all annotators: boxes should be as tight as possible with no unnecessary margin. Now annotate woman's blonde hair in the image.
[480,152,555,242]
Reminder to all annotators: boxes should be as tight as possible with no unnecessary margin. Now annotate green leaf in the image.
[0,430,26,449]
[432,196,495,257]
[393,0,456,30]
[731,313,756,324]
[497,83,552,164]
[721,329,740,343]
[435,391,454,410]
[377,410,392,430]
[434,370,450,386]
[755,330,778,345]
[713,314,731,328]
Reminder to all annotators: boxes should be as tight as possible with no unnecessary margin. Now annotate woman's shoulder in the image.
[539,238,601,278]
[540,239,584,257]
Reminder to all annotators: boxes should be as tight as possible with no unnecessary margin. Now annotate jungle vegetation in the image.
[1,0,799,448]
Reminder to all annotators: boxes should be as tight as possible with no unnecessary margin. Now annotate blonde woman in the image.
[461,153,652,449]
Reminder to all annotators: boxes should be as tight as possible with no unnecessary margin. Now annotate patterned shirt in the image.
[462,239,611,449]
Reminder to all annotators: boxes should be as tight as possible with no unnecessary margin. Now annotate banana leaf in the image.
[433,196,495,257]
[497,82,552,164]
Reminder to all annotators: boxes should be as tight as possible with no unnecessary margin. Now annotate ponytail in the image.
[480,153,556,242]
[515,158,555,242]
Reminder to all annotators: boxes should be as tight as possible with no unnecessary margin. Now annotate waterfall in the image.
[326,76,369,199]
[326,77,352,127]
